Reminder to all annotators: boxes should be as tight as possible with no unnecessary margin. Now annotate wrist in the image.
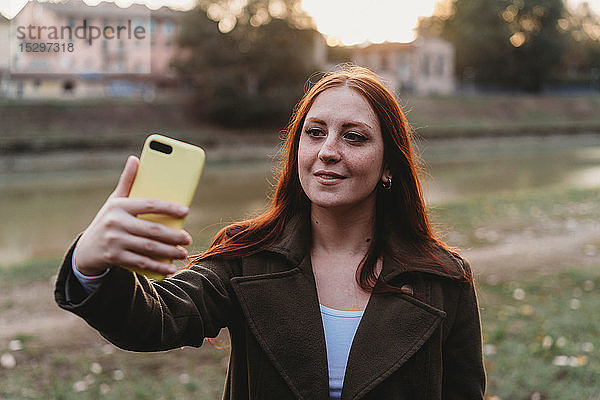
[72,246,108,277]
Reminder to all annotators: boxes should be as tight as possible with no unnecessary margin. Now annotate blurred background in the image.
[0,0,599,398]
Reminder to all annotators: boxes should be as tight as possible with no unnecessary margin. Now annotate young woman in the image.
[55,66,486,399]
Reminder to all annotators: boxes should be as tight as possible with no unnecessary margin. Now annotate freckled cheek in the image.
[348,154,383,179]
[297,153,311,179]
[298,142,320,170]
[297,153,314,190]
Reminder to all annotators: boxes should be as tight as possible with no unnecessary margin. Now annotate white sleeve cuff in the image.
[71,246,110,294]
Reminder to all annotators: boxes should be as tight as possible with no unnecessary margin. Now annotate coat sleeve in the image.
[441,259,486,399]
[54,238,239,352]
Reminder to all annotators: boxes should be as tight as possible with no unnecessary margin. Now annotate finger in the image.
[111,155,139,199]
[121,234,188,260]
[123,217,192,246]
[119,250,178,275]
[111,197,189,218]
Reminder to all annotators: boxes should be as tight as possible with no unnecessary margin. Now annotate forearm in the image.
[55,239,235,352]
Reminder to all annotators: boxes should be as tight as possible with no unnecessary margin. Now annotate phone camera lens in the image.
[149,140,173,154]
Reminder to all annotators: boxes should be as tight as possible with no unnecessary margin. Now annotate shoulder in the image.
[425,244,475,283]
[446,250,474,280]
[414,246,476,305]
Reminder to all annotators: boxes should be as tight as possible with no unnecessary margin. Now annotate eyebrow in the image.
[305,117,374,130]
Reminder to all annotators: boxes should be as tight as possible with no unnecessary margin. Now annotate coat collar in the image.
[262,212,312,267]
[230,214,453,400]
[263,212,460,282]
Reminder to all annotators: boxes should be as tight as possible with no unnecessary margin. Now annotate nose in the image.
[318,135,341,163]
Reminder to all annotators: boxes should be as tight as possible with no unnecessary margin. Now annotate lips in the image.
[314,170,346,185]
[314,170,346,179]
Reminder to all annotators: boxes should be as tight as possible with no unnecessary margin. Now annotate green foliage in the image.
[421,0,600,91]
[175,1,321,127]
[439,0,567,92]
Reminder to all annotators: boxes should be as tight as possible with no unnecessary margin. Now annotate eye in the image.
[344,131,367,142]
[305,127,325,137]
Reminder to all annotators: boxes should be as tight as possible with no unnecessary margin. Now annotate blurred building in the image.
[352,36,455,95]
[2,0,183,99]
[0,14,10,96]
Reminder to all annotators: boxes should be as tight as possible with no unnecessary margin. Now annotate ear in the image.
[381,163,391,183]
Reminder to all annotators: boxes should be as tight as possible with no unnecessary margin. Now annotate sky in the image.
[2,0,600,45]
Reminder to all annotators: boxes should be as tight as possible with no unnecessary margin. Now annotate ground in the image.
[1,186,599,399]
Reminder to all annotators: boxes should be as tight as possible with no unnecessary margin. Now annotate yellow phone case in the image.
[123,134,205,281]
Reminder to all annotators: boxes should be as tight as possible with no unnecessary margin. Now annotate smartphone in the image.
[122,134,206,281]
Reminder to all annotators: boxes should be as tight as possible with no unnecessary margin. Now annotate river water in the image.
[1,134,599,266]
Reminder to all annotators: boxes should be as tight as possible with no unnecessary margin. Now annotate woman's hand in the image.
[73,156,192,277]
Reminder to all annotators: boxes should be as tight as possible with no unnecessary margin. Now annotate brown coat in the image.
[55,214,486,399]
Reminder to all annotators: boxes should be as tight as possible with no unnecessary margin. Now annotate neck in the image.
[309,199,376,257]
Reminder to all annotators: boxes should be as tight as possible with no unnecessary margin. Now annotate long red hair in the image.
[188,66,470,290]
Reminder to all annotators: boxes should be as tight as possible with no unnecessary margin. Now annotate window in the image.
[381,52,393,71]
[436,55,445,76]
[164,20,172,35]
[421,54,430,77]
[398,55,409,79]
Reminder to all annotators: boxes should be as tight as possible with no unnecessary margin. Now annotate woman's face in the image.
[298,86,389,211]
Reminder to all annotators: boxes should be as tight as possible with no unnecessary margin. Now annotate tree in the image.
[423,0,567,92]
[560,2,600,89]
[174,0,322,126]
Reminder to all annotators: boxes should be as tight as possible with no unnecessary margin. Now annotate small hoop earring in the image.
[382,176,392,190]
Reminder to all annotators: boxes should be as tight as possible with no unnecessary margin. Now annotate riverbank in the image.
[405,93,600,138]
[1,93,599,155]
[2,131,600,174]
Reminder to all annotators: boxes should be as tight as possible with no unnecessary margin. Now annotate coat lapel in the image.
[230,254,330,400]
[340,251,448,400]
[230,214,453,400]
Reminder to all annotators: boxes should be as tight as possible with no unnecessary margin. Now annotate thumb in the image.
[110,155,139,198]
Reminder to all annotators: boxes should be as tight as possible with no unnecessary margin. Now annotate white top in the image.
[320,304,364,399]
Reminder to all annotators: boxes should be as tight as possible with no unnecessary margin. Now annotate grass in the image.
[479,267,600,399]
[429,186,600,248]
[0,257,61,288]
[0,336,229,399]
[1,185,599,398]
[2,266,600,399]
